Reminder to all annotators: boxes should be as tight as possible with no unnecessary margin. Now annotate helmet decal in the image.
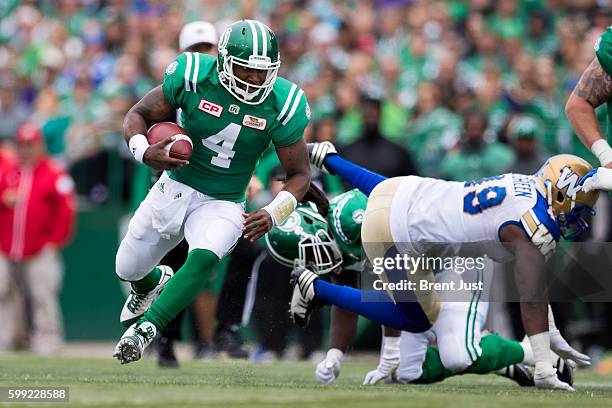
[555,167,581,200]
[165,61,178,75]
[218,27,231,55]
[277,212,300,232]
[352,209,364,224]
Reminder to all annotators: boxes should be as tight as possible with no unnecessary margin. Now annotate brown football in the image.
[147,122,193,160]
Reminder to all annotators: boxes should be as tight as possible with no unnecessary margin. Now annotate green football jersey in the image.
[327,189,367,270]
[594,27,612,144]
[162,52,310,202]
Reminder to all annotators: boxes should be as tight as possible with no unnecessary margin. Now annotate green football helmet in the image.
[217,19,280,105]
[265,204,343,275]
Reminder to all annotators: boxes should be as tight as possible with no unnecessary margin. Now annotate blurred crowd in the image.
[3,0,612,361]
[2,0,612,198]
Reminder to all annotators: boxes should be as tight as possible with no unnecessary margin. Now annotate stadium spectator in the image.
[0,78,29,143]
[507,114,548,174]
[0,123,76,354]
[342,96,417,178]
[405,81,461,177]
[441,109,515,182]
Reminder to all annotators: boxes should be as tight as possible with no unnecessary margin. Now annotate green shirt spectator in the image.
[441,109,515,182]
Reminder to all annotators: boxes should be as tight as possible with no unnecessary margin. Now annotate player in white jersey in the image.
[292,142,598,391]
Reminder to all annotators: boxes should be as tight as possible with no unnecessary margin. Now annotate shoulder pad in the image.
[273,78,308,126]
[520,193,560,259]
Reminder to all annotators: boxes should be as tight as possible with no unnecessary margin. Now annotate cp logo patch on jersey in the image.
[198,99,223,118]
[556,167,581,197]
[242,114,267,130]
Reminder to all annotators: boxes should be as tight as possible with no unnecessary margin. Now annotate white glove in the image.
[550,329,591,367]
[363,336,400,385]
[307,142,337,174]
[580,166,612,192]
[315,348,343,384]
[534,363,575,391]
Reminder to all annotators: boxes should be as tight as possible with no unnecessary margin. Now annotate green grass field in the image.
[1,353,612,408]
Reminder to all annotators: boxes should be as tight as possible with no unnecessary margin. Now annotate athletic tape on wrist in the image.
[129,134,150,163]
[263,190,298,225]
[591,139,612,166]
[326,348,344,362]
[529,331,552,366]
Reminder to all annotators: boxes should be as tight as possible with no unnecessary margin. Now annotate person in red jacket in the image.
[0,123,76,354]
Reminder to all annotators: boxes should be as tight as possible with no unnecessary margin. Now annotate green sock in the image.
[464,334,524,375]
[414,346,454,384]
[131,267,161,294]
[415,334,525,384]
[139,249,218,331]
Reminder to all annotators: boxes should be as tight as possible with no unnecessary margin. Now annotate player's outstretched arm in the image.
[566,58,612,169]
[123,85,188,170]
[363,326,401,385]
[315,271,359,384]
[308,142,387,196]
[243,139,311,241]
[500,224,574,391]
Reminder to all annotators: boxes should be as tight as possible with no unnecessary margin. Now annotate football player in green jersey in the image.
[566,27,612,192]
[265,187,381,383]
[113,19,311,364]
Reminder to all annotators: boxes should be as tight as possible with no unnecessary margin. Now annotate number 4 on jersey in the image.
[202,123,241,168]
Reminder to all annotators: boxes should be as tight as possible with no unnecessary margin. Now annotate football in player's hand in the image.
[147,122,193,160]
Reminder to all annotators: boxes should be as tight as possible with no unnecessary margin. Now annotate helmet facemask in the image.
[557,205,595,240]
[221,55,279,104]
[297,229,343,275]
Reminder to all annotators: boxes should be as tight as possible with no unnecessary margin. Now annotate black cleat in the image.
[502,364,535,387]
[555,358,574,386]
[157,336,179,368]
[289,267,321,327]
[215,327,249,359]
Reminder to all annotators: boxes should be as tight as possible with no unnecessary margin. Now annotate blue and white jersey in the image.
[389,174,559,262]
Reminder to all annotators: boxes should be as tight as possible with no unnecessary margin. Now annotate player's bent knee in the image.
[439,346,471,373]
[396,367,422,384]
[115,238,149,281]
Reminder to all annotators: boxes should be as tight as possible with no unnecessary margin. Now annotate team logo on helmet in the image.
[165,61,178,75]
[218,27,232,55]
[352,209,364,224]
[277,212,300,232]
[555,167,582,198]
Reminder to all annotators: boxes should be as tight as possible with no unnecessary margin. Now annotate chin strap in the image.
[544,180,556,220]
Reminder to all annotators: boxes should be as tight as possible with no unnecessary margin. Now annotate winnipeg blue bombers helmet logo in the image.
[555,167,582,198]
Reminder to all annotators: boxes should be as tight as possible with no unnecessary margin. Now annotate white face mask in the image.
[219,55,280,105]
